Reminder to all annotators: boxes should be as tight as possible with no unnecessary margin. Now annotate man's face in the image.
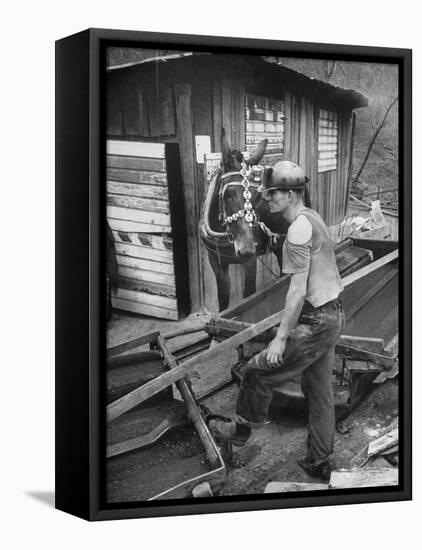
[262,189,290,213]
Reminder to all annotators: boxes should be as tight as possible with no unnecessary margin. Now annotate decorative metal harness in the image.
[217,161,282,251]
[219,162,259,227]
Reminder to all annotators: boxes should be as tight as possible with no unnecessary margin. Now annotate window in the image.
[245,94,284,159]
[318,109,338,172]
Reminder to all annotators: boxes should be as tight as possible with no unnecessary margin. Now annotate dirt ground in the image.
[202,378,398,496]
[107,311,398,500]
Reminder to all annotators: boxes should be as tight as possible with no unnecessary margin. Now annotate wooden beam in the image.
[106,410,187,459]
[329,468,398,489]
[341,250,398,287]
[347,268,397,321]
[174,83,202,312]
[106,321,208,358]
[368,428,399,457]
[107,331,159,358]
[338,335,385,354]
[207,320,393,366]
[265,482,328,494]
[157,335,221,468]
[335,344,396,369]
[106,309,286,422]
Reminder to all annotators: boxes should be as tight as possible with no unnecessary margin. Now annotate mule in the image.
[199,129,291,311]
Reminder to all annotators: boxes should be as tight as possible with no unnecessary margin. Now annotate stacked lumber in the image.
[329,468,398,489]
[106,140,178,319]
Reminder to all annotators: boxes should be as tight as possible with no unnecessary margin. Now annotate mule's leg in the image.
[209,252,231,311]
[243,256,257,298]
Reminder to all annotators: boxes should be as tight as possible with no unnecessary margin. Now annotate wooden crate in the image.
[107,140,189,319]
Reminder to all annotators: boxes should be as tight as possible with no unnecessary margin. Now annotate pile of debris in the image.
[265,418,399,494]
[330,200,392,242]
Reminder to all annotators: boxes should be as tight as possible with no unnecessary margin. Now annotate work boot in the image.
[297,457,332,482]
[208,418,251,446]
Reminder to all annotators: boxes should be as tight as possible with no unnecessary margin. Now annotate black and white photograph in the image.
[104,44,402,504]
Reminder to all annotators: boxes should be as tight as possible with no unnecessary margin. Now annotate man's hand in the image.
[266,337,286,368]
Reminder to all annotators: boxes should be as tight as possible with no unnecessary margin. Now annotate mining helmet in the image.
[257,160,309,193]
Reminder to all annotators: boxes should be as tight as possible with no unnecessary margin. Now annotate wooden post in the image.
[344,112,356,214]
[175,83,202,312]
[157,335,221,468]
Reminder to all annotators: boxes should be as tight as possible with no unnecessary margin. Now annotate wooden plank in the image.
[344,360,382,373]
[342,250,398,287]
[145,82,161,137]
[107,350,162,369]
[157,335,221,468]
[107,330,159,357]
[368,428,399,457]
[339,335,385,354]
[159,86,176,136]
[107,155,166,173]
[107,205,171,227]
[107,140,165,158]
[112,231,172,250]
[207,320,393,369]
[335,343,396,369]
[346,268,397,321]
[118,277,176,298]
[108,217,171,234]
[106,168,167,185]
[211,80,222,152]
[137,90,150,136]
[115,288,178,311]
[107,194,170,213]
[107,410,187,458]
[298,96,307,166]
[114,242,173,263]
[112,297,178,320]
[221,78,232,143]
[175,82,201,312]
[117,265,175,286]
[329,468,398,489]
[107,321,209,358]
[284,90,292,160]
[265,482,328,494]
[106,308,287,422]
[107,181,169,200]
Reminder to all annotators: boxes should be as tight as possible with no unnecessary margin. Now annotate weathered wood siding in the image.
[106,140,183,320]
[284,91,353,225]
[107,59,356,315]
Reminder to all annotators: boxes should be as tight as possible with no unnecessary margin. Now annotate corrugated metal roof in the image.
[107,52,208,71]
[107,52,368,109]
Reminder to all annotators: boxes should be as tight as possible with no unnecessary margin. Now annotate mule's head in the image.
[220,128,267,259]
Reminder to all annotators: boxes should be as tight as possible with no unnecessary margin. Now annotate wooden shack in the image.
[106,53,368,317]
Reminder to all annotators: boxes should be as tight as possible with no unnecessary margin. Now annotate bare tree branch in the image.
[353,95,398,183]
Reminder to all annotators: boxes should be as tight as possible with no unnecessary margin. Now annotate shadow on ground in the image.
[26,491,55,508]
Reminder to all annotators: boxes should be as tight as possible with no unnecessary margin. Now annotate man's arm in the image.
[266,271,308,367]
[266,214,312,368]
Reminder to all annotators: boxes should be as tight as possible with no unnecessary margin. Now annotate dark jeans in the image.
[236,297,345,466]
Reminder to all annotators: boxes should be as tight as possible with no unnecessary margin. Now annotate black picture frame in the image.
[55,28,412,521]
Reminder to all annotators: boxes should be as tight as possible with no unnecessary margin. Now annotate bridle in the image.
[219,161,260,229]
[217,161,282,250]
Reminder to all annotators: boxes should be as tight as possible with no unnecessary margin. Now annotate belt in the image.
[304,294,343,312]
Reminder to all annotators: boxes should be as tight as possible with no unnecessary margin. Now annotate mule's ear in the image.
[247,138,268,166]
[221,128,232,164]
[261,166,273,191]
